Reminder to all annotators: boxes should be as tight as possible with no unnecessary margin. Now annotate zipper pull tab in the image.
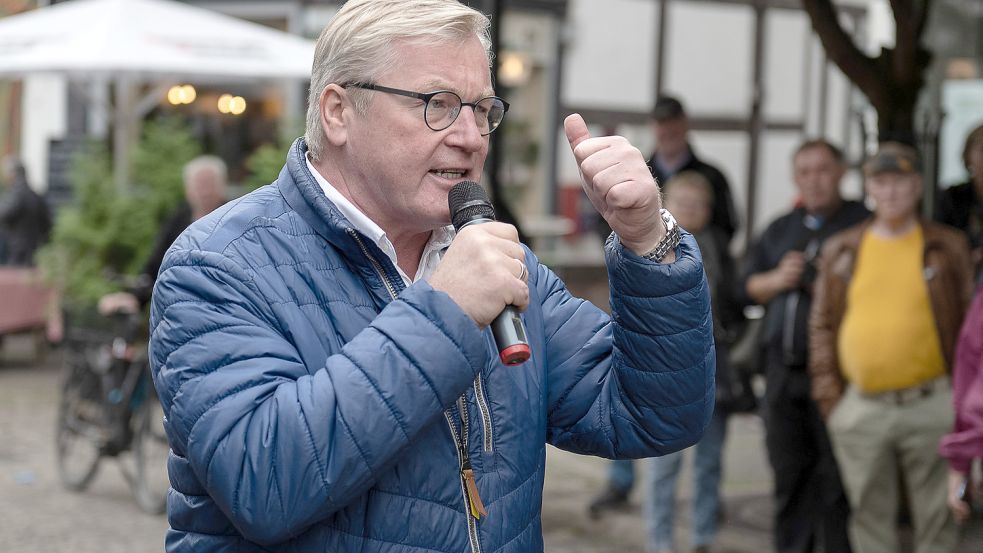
[462,467,488,519]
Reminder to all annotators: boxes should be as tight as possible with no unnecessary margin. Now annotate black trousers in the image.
[764,360,852,553]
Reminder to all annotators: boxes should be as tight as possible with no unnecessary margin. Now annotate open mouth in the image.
[430,169,468,180]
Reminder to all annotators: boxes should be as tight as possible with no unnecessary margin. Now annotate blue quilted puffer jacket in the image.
[149,138,714,553]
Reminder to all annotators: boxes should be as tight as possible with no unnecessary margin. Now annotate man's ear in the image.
[319,84,350,147]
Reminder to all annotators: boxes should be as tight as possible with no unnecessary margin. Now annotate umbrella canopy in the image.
[0,0,315,81]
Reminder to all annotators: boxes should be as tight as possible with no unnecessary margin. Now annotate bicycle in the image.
[55,308,169,515]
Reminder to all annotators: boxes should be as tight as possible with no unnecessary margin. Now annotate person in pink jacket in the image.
[940,285,983,522]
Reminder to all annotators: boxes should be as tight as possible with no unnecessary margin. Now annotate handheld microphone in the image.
[448,181,531,366]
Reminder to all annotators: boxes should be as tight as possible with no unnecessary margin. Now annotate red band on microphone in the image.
[499,344,531,366]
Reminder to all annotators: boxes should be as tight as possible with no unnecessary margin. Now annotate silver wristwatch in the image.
[640,209,680,262]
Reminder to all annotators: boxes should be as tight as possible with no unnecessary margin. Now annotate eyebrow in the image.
[418,79,495,99]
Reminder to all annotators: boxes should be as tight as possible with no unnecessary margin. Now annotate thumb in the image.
[564,113,591,151]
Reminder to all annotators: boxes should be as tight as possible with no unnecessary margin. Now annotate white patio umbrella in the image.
[0,0,316,188]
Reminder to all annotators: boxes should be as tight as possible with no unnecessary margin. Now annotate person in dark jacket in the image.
[97,155,227,315]
[740,139,866,553]
[589,94,739,516]
[647,96,738,244]
[0,157,50,266]
[148,1,715,552]
[937,123,983,280]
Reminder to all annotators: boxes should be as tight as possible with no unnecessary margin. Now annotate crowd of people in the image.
[588,95,983,553]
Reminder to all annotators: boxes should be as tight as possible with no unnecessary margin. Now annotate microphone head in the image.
[448,181,495,230]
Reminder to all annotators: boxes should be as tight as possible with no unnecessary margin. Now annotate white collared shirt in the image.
[305,154,455,285]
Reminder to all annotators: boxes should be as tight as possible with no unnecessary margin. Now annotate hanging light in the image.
[217,94,246,115]
[217,93,233,114]
[229,96,247,115]
[498,51,532,88]
[179,84,196,104]
[167,84,197,105]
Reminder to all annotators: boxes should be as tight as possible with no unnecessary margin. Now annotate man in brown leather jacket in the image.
[809,142,974,553]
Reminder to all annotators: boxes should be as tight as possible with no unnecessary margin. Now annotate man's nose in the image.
[445,106,486,151]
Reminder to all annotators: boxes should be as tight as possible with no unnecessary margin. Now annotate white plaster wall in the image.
[562,0,657,111]
[763,10,810,121]
[20,75,67,193]
[663,2,754,117]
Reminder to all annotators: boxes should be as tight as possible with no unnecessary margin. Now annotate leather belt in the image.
[860,377,949,406]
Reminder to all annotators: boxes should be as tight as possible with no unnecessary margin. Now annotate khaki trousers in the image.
[827,382,956,553]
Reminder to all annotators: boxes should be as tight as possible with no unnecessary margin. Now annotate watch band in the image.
[641,209,680,262]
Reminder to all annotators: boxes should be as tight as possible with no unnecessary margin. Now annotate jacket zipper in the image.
[348,229,400,301]
[349,229,484,552]
[444,400,484,553]
[350,228,493,451]
[473,375,493,453]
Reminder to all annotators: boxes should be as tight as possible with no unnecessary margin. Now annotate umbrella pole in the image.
[112,77,133,192]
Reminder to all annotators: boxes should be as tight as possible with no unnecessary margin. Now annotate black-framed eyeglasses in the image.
[346,83,509,136]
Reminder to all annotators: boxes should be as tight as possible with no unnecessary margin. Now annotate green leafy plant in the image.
[130,117,202,222]
[37,117,201,309]
[243,121,302,192]
[243,141,288,192]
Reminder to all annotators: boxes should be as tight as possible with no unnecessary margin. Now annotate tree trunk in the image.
[801,0,933,143]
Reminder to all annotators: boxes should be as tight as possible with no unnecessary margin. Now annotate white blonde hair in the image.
[183,155,227,187]
[304,0,493,161]
[664,170,714,206]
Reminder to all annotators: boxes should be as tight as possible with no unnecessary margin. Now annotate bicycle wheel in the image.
[55,363,103,491]
[131,390,169,515]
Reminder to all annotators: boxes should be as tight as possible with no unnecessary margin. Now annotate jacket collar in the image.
[277,137,406,292]
[835,217,949,252]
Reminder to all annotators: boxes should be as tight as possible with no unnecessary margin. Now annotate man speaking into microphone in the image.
[148,1,714,552]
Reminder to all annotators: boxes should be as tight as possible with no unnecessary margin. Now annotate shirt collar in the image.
[305,153,455,284]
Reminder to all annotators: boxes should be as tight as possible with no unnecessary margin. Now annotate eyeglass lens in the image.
[425,92,506,135]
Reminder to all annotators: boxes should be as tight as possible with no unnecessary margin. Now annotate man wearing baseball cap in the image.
[809,142,974,553]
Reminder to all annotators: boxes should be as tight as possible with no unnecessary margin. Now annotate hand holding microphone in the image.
[429,181,531,365]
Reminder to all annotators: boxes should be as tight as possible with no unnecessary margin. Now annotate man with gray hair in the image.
[98,155,226,314]
[149,1,714,552]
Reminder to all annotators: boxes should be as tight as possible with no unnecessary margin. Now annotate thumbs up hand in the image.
[564,113,668,259]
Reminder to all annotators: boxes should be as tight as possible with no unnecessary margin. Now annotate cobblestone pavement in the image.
[2,338,980,553]
[0,345,169,553]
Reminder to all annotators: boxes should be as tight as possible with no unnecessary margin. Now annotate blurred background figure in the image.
[937,123,983,282]
[644,171,746,553]
[647,96,737,247]
[0,156,50,266]
[739,139,865,553]
[588,94,739,518]
[810,142,974,553]
[939,283,983,526]
[97,155,227,315]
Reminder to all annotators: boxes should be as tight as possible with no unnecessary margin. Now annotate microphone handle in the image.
[458,218,531,366]
[491,306,530,366]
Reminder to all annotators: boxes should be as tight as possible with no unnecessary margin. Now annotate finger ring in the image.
[517,261,527,282]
